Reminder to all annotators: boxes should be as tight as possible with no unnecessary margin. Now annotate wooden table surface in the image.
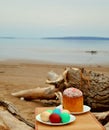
[35,107,105,130]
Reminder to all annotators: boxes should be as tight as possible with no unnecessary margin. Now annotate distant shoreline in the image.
[0,36,109,40]
[43,36,109,40]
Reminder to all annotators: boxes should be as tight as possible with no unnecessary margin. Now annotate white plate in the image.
[36,114,76,125]
[71,105,91,114]
[56,105,91,114]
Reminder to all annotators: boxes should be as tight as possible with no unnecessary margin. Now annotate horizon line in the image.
[0,36,109,40]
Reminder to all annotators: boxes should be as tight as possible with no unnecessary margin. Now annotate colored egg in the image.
[46,109,53,114]
[49,113,61,123]
[40,111,51,122]
[60,112,70,123]
[61,109,70,114]
[53,108,61,115]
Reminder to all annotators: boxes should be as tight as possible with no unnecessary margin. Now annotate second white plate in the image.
[71,105,91,114]
[56,105,91,114]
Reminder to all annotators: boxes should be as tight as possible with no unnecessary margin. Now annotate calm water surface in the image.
[0,38,109,65]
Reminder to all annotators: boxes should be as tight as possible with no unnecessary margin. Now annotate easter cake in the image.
[63,87,83,112]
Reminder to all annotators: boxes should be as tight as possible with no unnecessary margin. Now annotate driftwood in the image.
[0,100,34,130]
[62,67,109,112]
[12,67,109,111]
[12,85,57,100]
[11,67,109,127]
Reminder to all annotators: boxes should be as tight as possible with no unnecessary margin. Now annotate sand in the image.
[0,59,109,124]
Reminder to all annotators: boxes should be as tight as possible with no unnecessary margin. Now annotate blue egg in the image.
[53,108,61,115]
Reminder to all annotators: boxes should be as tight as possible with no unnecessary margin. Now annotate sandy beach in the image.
[0,59,109,124]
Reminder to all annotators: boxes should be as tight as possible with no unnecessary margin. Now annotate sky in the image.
[0,0,109,38]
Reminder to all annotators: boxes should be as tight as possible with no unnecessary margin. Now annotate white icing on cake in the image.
[63,87,83,97]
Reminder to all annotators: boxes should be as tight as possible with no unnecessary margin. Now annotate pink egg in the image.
[62,109,70,114]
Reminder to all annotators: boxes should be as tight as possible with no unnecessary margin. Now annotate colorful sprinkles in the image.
[63,87,83,97]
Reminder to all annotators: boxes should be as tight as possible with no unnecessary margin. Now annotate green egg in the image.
[46,109,53,114]
[60,112,70,123]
